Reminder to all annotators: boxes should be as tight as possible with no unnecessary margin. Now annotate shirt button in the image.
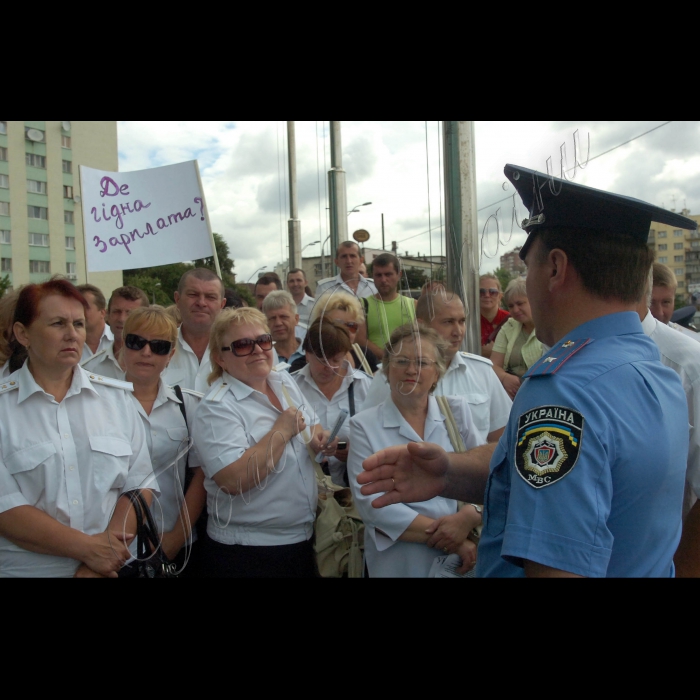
[73,500,79,505]
[69,466,75,471]
[64,434,70,439]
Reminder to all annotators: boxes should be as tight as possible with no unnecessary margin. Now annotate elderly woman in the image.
[294,319,373,487]
[348,324,485,578]
[0,279,155,578]
[121,307,207,574]
[193,308,337,578]
[293,290,378,375]
[491,278,543,399]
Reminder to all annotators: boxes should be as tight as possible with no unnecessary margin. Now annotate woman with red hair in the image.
[0,279,156,578]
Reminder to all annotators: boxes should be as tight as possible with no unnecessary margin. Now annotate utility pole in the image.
[287,121,302,271]
[328,121,349,274]
[382,214,386,251]
[443,121,480,354]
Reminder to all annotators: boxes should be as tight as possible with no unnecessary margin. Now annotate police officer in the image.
[358,164,696,578]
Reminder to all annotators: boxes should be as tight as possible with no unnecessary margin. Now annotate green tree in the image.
[194,233,236,288]
[491,268,515,293]
[124,262,193,305]
[124,274,173,306]
[403,266,428,291]
[0,275,10,300]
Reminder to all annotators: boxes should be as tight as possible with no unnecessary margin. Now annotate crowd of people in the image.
[1,168,700,578]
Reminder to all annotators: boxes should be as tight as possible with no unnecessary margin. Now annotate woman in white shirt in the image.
[348,324,484,578]
[294,319,373,487]
[193,308,337,578]
[121,306,207,575]
[0,279,155,578]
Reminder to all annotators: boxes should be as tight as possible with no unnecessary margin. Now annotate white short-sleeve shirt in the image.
[81,324,114,363]
[193,369,318,547]
[0,364,156,578]
[363,351,512,442]
[129,381,203,538]
[294,362,372,486]
[348,396,482,578]
[81,341,125,382]
[315,274,377,300]
[1,361,9,379]
[161,328,213,394]
[296,294,315,329]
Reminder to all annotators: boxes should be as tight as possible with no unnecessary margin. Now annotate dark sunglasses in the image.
[333,320,360,332]
[480,288,500,297]
[222,334,273,357]
[125,334,173,356]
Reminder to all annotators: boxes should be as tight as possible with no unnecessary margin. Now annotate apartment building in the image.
[0,120,123,296]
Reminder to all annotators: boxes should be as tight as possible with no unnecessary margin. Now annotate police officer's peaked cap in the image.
[504,164,698,261]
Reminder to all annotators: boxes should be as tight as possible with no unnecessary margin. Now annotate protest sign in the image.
[80,161,217,273]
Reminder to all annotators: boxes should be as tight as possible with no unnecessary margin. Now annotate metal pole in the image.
[287,121,302,271]
[328,121,348,275]
[443,121,479,354]
[382,213,385,251]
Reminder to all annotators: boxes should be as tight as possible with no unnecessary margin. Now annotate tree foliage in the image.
[491,268,516,294]
[194,233,236,288]
[0,275,10,300]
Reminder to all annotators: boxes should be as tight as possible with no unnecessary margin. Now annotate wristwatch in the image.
[470,504,483,542]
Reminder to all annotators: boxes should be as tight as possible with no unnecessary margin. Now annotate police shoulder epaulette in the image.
[317,277,336,287]
[87,374,134,392]
[0,379,19,395]
[179,388,204,399]
[524,339,593,379]
[273,363,291,373]
[205,379,231,403]
[460,352,493,367]
[81,348,108,367]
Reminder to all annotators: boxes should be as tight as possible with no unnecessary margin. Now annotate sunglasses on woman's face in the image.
[333,320,360,332]
[124,334,173,356]
[222,334,273,357]
[480,288,500,297]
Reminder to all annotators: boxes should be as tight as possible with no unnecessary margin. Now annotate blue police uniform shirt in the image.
[476,312,688,579]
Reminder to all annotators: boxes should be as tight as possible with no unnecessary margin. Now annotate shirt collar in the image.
[383,395,445,440]
[224,371,257,401]
[17,363,99,405]
[447,352,464,374]
[640,310,657,337]
[558,311,643,345]
[296,361,354,395]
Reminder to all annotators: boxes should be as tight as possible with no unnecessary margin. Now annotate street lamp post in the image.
[320,235,332,285]
[348,202,372,216]
[247,267,266,283]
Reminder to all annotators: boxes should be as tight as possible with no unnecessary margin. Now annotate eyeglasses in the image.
[124,334,173,356]
[390,357,437,370]
[332,320,360,332]
[480,288,500,297]
[222,334,273,357]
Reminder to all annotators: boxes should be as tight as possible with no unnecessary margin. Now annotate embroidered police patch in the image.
[515,406,584,489]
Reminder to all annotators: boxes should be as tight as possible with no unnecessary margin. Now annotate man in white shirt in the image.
[638,288,700,577]
[82,286,149,380]
[315,241,377,300]
[363,291,512,444]
[264,291,305,368]
[287,268,315,329]
[162,269,226,393]
[650,262,700,342]
[77,284,114,363]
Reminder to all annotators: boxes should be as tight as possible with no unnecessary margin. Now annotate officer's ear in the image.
[547,248,571,292]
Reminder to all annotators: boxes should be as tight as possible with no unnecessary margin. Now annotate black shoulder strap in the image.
[363,297,370,317]
[349,381,356,417]
[173,385,192,489]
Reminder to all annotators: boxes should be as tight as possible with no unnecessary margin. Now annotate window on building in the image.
[29,260,50,274]
[0,174,8,189]
[26,154,46,169]
[66,263,77,279]
[27,179,47,194]
[63,185,73,199]
[658,232,668,238]
[61,136,72,149]
[0,230,10,244]
[29,233,49,247]
[1,258,11,273]
[675,243,684,250]
[679,281,685,288]
[0,202,9,216]
[62,160,72,174]
[658,257,668,263]
[0,147,7,161]
[658,244,668,251]
[28,206,48,220]
[676,269,685,276]
[64,211,74,224]
[65,236,75,250]
[675,230,684,237]
[0,122,7,135]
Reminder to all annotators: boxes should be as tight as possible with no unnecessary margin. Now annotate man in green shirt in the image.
[357,253,416,359]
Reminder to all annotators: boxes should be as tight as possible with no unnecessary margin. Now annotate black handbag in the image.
[118,490,178,579]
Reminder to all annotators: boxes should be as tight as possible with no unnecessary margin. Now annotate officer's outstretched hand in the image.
[358,442,449,509]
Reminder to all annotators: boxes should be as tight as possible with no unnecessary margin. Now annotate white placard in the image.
[80,161,215,273]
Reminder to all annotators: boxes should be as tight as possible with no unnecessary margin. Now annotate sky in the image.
[117,121,700,283]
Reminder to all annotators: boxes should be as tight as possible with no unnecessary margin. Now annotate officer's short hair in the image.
[653,263,678,291]
[255,275,283,293]
[504,278,528,306]
[534,228,655,304]
[77,284,106,312]
[337,241,362,257]
[108,286,150,312]
[416,289,462,325]
[262,290,297,317]
[177,268,224,298]
[373,253,401,274]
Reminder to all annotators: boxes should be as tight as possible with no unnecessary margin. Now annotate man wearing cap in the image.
[358,165,693,578]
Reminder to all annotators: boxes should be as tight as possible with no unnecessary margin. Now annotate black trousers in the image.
[200,533,316,579]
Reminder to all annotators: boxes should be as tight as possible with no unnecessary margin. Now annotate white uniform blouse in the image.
[81,324,114,363]
[363,351,512,443]
[348,396,481,578]
[193,370,318,547]
[1,361,9,379]
[293,362,372,486]
[129,382,203,539]
[0,364,156,578]
[162,328,213,394]
[81,342,125,381]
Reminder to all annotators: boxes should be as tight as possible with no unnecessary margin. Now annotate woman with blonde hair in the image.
[348,323,484,578]
[0,290,24,377]
[491,278,543,399]
[120,306,207,574]
[300,290,378,375]
[193,307,338,578]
